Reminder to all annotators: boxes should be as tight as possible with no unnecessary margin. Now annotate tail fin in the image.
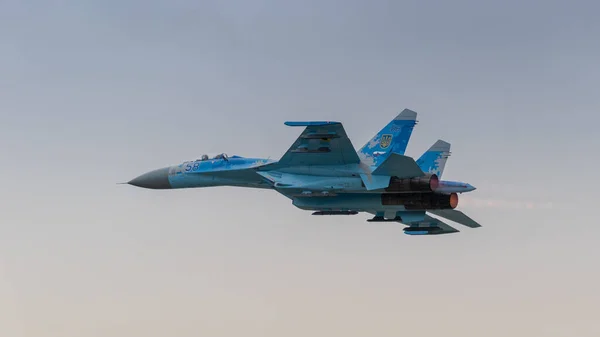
[416,140,451,178]
[358,109,417,168]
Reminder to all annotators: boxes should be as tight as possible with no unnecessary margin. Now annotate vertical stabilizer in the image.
[358,109,417,168]
[416,140,451,178]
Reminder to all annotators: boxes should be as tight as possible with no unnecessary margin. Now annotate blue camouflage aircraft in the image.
[127,109,481,235]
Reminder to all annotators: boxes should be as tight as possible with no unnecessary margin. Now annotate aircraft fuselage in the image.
[128,156,475,195]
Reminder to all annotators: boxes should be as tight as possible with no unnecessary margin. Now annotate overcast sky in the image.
[1,1,599,336]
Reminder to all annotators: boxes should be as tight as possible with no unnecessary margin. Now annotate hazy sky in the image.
[1,1,599,336]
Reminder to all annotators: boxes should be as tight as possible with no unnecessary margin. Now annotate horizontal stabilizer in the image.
[403,215,460,235]
[427,209,482,228]
[371,153,425,178]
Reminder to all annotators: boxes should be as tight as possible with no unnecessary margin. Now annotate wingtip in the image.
[430,139,451,151]
[395,108,417,121]
[284,121,341,127]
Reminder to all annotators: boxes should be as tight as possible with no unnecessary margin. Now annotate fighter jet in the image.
[127,109,481,235]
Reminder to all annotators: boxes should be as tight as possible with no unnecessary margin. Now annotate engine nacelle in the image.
[381,192,458,210]
[385,174,439,192]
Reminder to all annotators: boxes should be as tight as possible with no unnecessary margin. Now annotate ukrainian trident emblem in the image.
[380,134,393,149]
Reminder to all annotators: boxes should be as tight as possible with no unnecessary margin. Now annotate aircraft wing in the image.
[365,211,460,235]
[403,215,460,235]
[276,121,361,166]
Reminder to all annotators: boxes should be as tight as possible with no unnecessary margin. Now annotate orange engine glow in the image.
[449,193,459,209]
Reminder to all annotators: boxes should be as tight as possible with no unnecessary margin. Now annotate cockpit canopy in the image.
[195,153,228,161]
[192,153,242,162]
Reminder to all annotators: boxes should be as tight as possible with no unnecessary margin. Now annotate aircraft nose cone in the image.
[466,184,476,192]
[128,167,171,189]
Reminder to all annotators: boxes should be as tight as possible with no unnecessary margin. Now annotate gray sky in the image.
[1,1,599,336]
